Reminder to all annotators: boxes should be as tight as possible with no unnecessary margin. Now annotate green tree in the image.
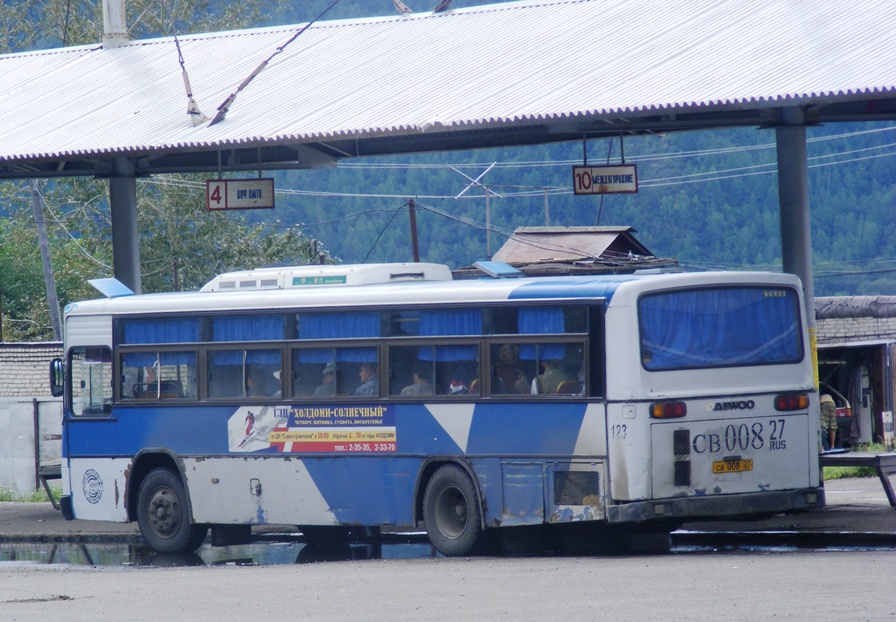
[1,174,328,341]
[0,0,266,52]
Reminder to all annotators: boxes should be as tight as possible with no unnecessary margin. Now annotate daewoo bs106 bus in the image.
[50,262,822,556]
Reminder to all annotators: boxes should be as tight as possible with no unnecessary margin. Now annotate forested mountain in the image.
[262,122,896,297]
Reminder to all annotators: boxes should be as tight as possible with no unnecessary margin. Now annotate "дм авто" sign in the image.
[206,178,275,210]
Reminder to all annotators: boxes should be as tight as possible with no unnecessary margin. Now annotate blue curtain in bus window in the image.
[208,349,279,365]
[160,351,196,366]
[297,346,377,364]
[246,349,280,365]
[209,350,244,366]
[121,351,193,369]
[639,288,801,370]
[212,315,283,342]
[519,307,565,360]
[418,344,478,362]
[519,307,564,334]
[295,348,334,365]
[123,352,157,368]
[123,318,199,344]
[298,312,380,339]
[336,347,377,363]
[419,309,482,336]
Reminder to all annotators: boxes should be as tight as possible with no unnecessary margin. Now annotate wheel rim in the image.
[434,485,467,539]
[146,485,182,540]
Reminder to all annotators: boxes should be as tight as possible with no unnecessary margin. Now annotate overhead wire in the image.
[18,125,891,276]
[362,202,406,263]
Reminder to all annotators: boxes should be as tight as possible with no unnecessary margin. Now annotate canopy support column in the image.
[775,107,815,372]
[109,157,141,294]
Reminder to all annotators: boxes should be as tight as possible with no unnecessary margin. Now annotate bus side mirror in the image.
[49,358,64,397]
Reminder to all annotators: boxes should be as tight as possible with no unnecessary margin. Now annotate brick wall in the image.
[816,317,896,346]
[0,342,62,397]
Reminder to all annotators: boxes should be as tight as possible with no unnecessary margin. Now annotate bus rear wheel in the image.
[423,464,482,556]
[137,467,208,554]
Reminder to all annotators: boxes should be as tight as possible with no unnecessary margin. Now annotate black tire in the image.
[423,464,483,556]
[137,467,208,554]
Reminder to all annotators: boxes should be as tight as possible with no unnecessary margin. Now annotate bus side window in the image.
[208,351,242,398]
[389,344,479,397]
[70,347,113,416]
[291,346,376,397]
[121,351,196,400]
[518,343,581,396]
[491,343,530,394]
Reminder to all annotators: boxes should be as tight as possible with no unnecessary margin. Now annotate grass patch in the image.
[823,442,892,480]
[824,465,877,480]
[0,486,61,503]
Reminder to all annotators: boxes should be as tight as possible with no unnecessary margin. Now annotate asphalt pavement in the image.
[0,476,893,546]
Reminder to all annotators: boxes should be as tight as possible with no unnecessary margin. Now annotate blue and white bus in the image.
[50,262,822,556]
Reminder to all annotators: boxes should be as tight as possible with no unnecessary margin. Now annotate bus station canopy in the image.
[0,0,895,179]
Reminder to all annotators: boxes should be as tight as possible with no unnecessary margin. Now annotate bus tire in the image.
[137,467,208,554]
[423,464,482,556]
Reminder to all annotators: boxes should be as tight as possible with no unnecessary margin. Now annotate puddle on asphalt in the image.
[0,535,438,568]
[2,535,891,567]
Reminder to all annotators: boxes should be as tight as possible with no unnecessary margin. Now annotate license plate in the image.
[712,458,753,474]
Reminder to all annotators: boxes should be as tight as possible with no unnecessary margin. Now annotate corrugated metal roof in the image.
[1,0,894,175]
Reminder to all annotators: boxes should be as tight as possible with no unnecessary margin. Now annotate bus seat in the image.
[468,378,480,394]
[555,380,581,395]
[158,380,183,398]
[133,381,182,399]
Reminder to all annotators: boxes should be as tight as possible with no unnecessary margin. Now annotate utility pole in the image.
[407,198,420,262]
[485,188,491,259]
[30,180,62,340]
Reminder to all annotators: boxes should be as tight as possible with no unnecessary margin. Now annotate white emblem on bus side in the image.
[82,469,104,504]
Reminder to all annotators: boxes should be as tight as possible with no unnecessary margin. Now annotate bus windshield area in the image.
[638,286,803,371]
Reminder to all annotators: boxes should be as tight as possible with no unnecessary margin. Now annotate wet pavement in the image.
[0,477,892,564]
[680,475,896,544]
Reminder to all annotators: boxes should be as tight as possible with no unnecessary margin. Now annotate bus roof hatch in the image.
[199,263,453,292]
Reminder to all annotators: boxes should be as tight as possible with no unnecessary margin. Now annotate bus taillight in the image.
[774,393,809,411]
[650,401,687,418]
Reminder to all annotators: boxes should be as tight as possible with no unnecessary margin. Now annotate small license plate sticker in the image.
[712,458,754,474]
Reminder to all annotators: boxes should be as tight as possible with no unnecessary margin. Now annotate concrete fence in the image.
[0,398,62,496]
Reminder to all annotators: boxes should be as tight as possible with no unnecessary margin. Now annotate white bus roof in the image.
[65,267,803,318]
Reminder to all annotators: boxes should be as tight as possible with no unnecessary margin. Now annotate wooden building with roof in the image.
[455,226,677,278]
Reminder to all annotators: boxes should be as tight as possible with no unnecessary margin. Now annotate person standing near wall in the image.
[820,394,837,450]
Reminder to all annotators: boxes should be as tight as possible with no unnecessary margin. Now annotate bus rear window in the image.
[638,286,803,370]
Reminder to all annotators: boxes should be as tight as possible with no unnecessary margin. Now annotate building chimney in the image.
[103,0,128,48]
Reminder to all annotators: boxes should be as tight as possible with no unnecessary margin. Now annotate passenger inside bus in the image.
[401,362,435,396]
[355,362,378,396]
[246,367,272,397]
[448,362,477,395]
[313,363,338,396]
[492,344,530,394]
[531,359,576,394]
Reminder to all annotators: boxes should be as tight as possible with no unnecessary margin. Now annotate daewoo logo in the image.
[708,400,755,412]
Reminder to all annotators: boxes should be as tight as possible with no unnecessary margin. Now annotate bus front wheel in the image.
[423,464,482,556]
[137,467,208,554]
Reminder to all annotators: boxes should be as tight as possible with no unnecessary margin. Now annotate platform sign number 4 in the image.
[206,179,275,211]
